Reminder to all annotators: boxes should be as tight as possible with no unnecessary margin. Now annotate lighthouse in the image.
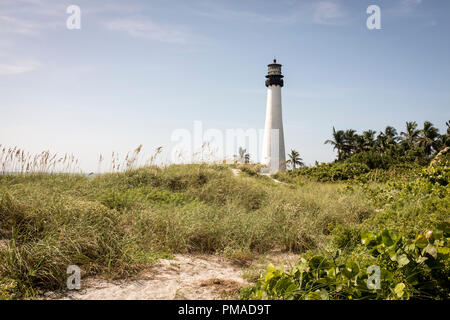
[262,59,286,172]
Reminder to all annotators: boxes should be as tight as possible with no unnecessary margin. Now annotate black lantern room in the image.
[265,59,284,87]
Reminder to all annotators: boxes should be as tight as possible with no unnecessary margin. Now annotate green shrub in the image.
[345,151,395,170]
[364,164,449,235]
[237,164,264,177]
[242,228,450,300]
[332,225,361,252]
[421,165,449,186]
[100,188,139,210]
[283,162,370,182]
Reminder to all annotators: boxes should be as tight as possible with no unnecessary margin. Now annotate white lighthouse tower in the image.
[262,59,286,172]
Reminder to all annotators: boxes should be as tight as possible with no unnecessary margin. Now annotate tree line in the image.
[324,121,450,162]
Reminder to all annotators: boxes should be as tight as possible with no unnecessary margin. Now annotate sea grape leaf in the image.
[381,229,394,246]
[396,254,410,267]
[394,283,405,298]
[423,244,438,259]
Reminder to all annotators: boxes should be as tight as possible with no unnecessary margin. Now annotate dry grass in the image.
[0,147,375,299]
[0,145,81,174]
[0,144,164,175]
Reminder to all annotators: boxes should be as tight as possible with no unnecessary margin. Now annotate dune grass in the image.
[0,164,375,298]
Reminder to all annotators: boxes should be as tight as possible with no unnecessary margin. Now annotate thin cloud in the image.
[104,17,194,44]
[389,0,424,16]
[0,15,42,35]
[84,2,142,15]
[194,6,276,23]
[312,1,348,26]
[402,0,423,9]
[0,0,65,35]
[0,1,140,37]
[193,0,351,26]
[0,60,40,75]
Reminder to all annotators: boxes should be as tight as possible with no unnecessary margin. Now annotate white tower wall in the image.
[262,60,286,173]
[262,59,286,173]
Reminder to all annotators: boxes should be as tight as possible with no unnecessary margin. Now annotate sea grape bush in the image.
[421,165,449,187]
[362,163,449,235]
[284,162,371,182]
[243,161,449,300]
[241,227,449,300]
[277,159,422,183]
[362,228,449,299]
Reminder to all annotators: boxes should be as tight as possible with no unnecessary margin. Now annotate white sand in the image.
[49,254,247,300]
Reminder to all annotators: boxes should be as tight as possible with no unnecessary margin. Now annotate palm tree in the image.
[384,126,399,145]
[324,127,346,161]
[362,130,377,151]
[418,121,440,156]
[238,147,250,163]
[441,120,450,148]
[343,129,357,158]
[381,126,399,155]
[400,121,420,149]
[376,132,388,154]
[354,135,365,153]
[287,149,304,170]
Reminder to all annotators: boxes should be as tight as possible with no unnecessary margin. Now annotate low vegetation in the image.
[242,120,449,300]
[0,163,373,299]
[0,120,448,300]
[242,161,449,300]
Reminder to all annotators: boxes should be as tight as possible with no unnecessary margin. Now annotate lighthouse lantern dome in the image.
[267,59,282,75]
[265,59,284,87]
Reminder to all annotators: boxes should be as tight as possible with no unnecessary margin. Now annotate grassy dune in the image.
[0,161,448,299]
[0,164,373,298]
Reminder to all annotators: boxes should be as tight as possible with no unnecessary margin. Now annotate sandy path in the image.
[50,254,248,300]
[231,168,283,184]
[44,250,300,300]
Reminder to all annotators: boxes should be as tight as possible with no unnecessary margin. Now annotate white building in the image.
[262,59,286,172]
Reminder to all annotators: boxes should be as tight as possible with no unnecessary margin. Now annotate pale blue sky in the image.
[1,0,449,171]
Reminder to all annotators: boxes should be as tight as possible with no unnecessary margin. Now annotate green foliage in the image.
[1,156,447,300]
[283,161,370,182]
[345,151,395,170]
[361,227,449,299]
[324,121,447,163]
[287,149,304,170]
[100,188,139,210]
[276,157,423,184]
[0,191,138,298]
[0,163,375,298]
[100,187,195,210]
[331,225,361,252]
[242,160,449,300]
[0,278,17,300]
[421,165,449,187]
[242,227,449,300]
[236,164,264,177]
[364,164,449,235]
